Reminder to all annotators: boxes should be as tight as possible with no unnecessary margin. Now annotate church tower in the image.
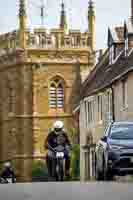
[19,0,27,48]
[88,0,96,51]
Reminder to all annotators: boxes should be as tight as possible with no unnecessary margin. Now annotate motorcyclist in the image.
[0,161,16,183]
[45,121,71,180]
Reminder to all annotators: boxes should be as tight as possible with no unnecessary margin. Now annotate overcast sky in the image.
[0,0,131,49]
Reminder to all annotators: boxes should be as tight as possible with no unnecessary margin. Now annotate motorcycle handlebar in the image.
[47,143,56,152]
[47,143,72,152]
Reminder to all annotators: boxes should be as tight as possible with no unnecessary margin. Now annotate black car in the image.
[95,121,133,180]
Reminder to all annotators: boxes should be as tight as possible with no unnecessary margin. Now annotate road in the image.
[0,182,133,200]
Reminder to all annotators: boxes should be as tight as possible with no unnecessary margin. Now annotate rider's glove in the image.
[65,145,71,152]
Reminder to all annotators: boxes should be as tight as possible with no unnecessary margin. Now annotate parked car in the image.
[95,121,133,180]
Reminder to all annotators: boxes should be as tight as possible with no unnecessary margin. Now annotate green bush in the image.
[70,144,80,180]
[32,160,48,181]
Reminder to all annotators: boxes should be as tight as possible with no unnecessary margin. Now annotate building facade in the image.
[0,0,96,181]
[79,0,133,181]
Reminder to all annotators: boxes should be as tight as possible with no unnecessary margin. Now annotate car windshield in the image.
[110,124,133,140]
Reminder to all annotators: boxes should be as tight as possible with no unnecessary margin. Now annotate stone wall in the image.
[0,50,33,181]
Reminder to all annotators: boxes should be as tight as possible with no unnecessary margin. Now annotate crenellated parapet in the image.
[0,28,91,54]
[0,0,95,53]
[0,30,19,55]
[26,28,91,50]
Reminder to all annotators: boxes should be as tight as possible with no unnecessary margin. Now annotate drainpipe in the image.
[111,86,115,121]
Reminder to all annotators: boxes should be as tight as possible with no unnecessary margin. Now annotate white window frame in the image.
[97,95,103,123]
[122,80,128,109]
[87,99,94,124]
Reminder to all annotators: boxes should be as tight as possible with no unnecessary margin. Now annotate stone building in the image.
[0,0,96,181]
[78,0,133,181]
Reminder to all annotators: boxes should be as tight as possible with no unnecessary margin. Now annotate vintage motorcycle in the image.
[48,144,70,181]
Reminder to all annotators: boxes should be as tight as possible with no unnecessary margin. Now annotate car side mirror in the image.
[101,136,107,142]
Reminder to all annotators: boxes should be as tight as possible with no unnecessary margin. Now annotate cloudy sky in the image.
[0,0,131,49]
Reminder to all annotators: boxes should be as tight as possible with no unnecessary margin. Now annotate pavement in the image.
[0,182,133,200]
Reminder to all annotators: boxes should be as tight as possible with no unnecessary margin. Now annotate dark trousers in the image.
[47,157,56,179]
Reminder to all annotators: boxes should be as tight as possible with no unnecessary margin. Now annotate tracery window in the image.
[49,79,64,109]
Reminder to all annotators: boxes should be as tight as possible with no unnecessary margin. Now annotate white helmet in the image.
[4,162,11,168]
[53,120,64,130]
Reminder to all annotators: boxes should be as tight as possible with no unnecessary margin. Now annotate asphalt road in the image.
[0,182,133,200]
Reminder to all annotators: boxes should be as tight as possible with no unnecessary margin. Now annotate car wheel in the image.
[103,159,113,181]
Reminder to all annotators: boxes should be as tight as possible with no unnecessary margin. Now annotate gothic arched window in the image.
[49,83,56,108]
[49,79,64,109]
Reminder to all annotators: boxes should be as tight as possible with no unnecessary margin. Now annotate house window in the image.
[88,102,91,123]
[106,91,112,121]
[98,95,103,121]
[87,100,94,124]
[49,79,64,109]
[107,92,110,114]
[122,80,128,108]
[85,101,88,128]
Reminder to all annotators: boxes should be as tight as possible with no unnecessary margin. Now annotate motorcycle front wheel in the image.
[56,158,64,181]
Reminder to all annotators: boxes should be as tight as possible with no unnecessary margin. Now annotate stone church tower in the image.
[0,0,95,181]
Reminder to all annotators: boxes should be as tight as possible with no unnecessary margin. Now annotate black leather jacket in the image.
[45,130,71,149]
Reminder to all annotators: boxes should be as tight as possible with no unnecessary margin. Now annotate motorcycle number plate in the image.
[56,152,64,158]
[7,178,12,183]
